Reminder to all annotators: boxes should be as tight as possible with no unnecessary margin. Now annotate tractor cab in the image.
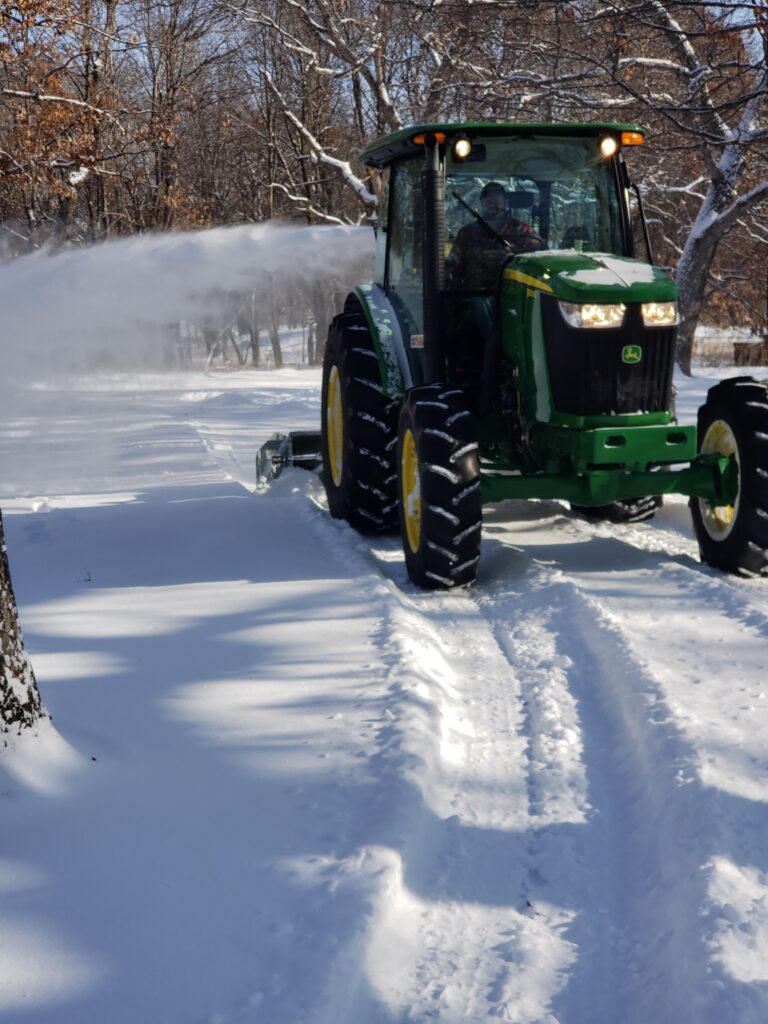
[362,124,652,403]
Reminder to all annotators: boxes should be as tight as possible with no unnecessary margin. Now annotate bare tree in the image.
[3,0,766,367]
[538,1,768,370]
[637,2,768,371]
[230,0,768,370]
[0,512,45,739]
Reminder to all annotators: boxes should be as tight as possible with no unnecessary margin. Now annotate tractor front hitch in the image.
[479,452,736,507]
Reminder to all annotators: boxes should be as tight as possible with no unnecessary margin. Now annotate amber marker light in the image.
[621,131,645,145]
[412,131,447,145]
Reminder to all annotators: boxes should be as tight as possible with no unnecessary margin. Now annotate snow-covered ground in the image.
[2,355,768,1024]
[1,223,767,1023]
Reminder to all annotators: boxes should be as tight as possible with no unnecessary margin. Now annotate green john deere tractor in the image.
[319,122,768,588]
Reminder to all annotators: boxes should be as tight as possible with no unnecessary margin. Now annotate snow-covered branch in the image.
[234,0,402,130]
[269,183,350,226]
[265,73,376,210]
[1,88,121,120]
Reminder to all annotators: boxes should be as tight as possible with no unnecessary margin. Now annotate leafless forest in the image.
[2,0,767,369]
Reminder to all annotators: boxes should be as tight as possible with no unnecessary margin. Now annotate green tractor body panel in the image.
[482,250,689,496]
[504,250,677,304]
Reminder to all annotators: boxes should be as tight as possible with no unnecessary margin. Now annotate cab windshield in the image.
[446,134,627,292]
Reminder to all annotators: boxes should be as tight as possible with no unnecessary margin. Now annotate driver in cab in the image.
[449,181,544,291]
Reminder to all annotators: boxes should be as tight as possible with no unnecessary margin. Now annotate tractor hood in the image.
[505,251,678,305]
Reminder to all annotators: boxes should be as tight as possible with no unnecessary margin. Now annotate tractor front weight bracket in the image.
[479,453,736,507]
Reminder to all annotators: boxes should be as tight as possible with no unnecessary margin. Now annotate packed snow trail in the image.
[343,500,768,1024]
[2,367,768,1024]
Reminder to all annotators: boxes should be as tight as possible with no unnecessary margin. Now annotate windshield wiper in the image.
[451,191,515,253]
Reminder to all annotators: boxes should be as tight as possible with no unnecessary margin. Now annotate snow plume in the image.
[0,222,373,380]
[0,223,373,495]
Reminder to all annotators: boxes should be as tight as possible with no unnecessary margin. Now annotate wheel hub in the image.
[327,365,344,487]
[401,428,421,553]
[699,418,740,540]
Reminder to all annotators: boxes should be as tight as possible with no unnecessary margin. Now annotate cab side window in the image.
[373,168,389,286]
[387,159,423,333]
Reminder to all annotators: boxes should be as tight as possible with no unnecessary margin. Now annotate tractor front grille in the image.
[540,298,676,416]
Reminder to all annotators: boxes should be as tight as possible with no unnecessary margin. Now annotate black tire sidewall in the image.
[321,312,399,532]
[691,378,768,576]
[397,385,482,589]
[321,319,353,521]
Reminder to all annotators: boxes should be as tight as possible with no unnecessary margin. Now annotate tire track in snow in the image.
[294,478,768,1021]
[301,485,706,1022]
[478,496,768,1024]
[358,524,731,1024]
[520,532,768,1024]
[362,579,576,1024]
[298,484,580,1023]
[560,499,768,639]
[477,562,723,1024]
[530,517,768,802]
[381,504,725,1015]
[652,559,768,641]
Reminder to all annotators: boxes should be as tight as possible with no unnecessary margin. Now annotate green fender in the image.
[351,284,411,399]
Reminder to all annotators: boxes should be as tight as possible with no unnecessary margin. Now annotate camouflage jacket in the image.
[449,217,543,291]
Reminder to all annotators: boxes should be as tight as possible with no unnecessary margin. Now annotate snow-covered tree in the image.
[0,512,45,739]
[234,0,768,371]
[577,1,768,371]
[2,0,766,367]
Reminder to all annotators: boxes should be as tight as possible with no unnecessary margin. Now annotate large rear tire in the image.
[397,385,482,589]
[321,311,399,533]
[690,376,768,577]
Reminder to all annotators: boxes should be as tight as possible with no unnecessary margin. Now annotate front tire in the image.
[397,385,482,589]
[690,376,768,577]
[321,311,399,533]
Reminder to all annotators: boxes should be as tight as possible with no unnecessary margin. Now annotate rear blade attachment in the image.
[255,431,322,488]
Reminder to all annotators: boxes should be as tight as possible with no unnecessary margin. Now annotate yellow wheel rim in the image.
[327,365,344,487]
[401,428,421,553]
[700,418,739,539]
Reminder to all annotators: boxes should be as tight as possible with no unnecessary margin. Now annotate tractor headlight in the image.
[452,134,472,160]
[641,301,679,327]
[559,301,626,329]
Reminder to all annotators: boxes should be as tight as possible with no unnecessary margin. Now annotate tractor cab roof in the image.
[360,122,646,168]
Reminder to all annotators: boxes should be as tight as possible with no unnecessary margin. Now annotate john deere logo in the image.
[622,344,642,364]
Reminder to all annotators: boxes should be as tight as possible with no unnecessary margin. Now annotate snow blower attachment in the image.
[310,121,768,587]
[255,431,322,487]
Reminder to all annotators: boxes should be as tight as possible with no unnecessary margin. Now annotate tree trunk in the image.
[238,294,260,367]
[268,282,283,369]
[268,317,283,369]
[311,285,329,365]
[226,327,246,366]
[202,324,217,356]
[249,316,260,368]
[1,511,45,738]
[675,237,713,376]
[674,183,733,376]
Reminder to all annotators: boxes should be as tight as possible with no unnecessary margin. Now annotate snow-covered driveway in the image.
[2,365,768,1024]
